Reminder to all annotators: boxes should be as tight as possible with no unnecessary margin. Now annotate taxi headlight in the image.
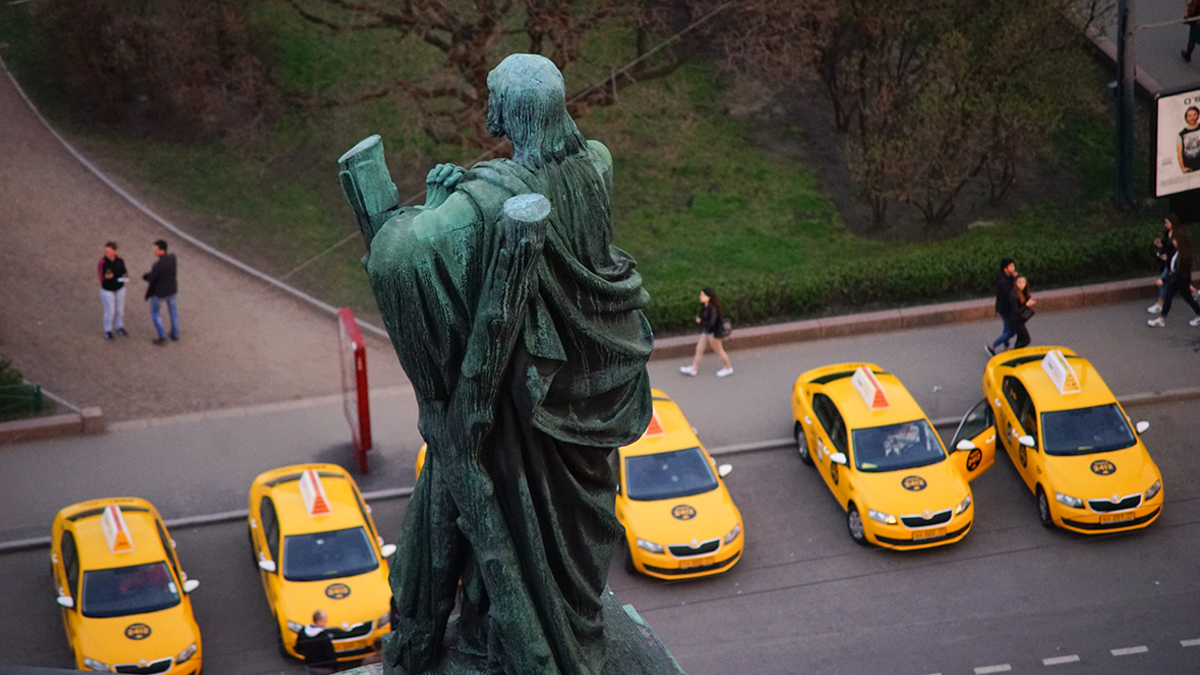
[955,494,972,516]
[176,642,198,663]
[1144,479,1162,501]
[287,620,303,633]
[723,523,742,544]
[82,657,112,671]
[867,509,896,525]
[1055,492,1083,509]
[635,538,663,554]
[377,611,392,630]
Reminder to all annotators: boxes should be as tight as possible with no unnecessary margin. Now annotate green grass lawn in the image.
[0,1,1165,335]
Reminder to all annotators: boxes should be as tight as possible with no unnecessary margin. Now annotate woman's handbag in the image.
[716,317,733,339]
[1017,305,1035,322]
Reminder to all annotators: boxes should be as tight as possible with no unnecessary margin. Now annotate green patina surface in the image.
[341,54,679,675]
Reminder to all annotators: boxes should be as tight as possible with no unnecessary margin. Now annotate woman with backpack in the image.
[680,287,734,378]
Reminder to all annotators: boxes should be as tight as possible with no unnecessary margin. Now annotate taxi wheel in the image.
[846,503,868,546]
[794,423,814,466]
[1036,486,1054,529]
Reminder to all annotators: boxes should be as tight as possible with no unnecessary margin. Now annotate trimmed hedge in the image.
[642,216,1158,334]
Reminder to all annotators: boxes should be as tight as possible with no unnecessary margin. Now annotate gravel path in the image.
[0,68,408,422]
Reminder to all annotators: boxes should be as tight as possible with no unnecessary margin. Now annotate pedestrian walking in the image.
[680,287,733,377]
[986,257,1018,356]
[143,239,179,345]
[293,609,338,674]
[1148,230,1200,327]
[1009,275,1036,350]
[1183,0,1200,62]
[1148,215,1178,314]
[98,241,129,340]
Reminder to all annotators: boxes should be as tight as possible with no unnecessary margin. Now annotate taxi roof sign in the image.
[100,504,135,554]
[299,469,332,517]
[851,366,890,411]
[1041,349,1082,395]
[642,411,665,438]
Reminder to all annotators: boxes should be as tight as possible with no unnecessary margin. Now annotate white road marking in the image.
[1110,646,1149,656]
[1182,638,1200,648]
[1042,655,1080,665]
[975,666,1012,674]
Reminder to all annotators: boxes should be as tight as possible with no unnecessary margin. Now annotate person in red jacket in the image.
[97,241,128,340]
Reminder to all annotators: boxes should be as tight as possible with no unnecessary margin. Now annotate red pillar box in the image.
[337,308,372,473]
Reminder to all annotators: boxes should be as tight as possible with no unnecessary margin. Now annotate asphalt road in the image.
[3,398,1197,675]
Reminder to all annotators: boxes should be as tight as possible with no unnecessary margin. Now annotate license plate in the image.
[680,556,714,569]
[912,527,946,541]
[1100,512,1135,524]
[336,637,371,652]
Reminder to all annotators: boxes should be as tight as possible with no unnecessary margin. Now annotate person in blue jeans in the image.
[986,257,1018,356]
[143,239,179,345]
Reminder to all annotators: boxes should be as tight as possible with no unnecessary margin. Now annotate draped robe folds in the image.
[364,139,654,675]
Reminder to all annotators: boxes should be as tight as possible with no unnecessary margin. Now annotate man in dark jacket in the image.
[143,239,179,345]
[294,609,338,674]
[987,257,1017,355]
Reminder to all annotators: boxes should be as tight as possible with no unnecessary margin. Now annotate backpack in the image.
[716,316,732,339]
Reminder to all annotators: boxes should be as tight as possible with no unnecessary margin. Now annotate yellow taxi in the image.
[791,363,993,549]
[615,390,744,579]
[247,464,395,662]
[976,346,1163,533]
[50,497,202,674]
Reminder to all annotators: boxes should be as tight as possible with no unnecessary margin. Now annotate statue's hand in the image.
[424,163,466,209]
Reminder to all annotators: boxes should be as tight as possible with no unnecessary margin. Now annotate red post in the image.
[337,308,372,473]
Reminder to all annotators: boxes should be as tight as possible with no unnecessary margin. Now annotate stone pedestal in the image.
[339,587,685,675]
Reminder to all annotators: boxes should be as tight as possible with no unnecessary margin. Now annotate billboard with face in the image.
[1155,87,1200,197]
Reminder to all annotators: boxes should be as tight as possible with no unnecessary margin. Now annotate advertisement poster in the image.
[1155,86,1200,198]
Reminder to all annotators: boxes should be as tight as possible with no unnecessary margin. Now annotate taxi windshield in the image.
[624,447,718,501]
[283,526,378,582]
[81,561,180,618]
[851,419,945,472]
[1040,404,1136,456]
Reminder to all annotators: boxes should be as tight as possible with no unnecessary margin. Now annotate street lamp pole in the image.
[1116,0,1137,209]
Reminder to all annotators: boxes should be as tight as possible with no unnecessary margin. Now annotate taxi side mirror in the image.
[955,439,977,452]
[718,464,733,478]
[182,579,200,594]
[258,560,277,574]
[829,452,848,466]
[1135,421,1150,434]
[56,595,74,609]
[1018,435,1036,448]
[380,544,397,558]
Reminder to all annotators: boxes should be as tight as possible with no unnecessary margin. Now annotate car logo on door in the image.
[325,583,351,599]
[124,623,151,640]
[901,476,927,491]
[830,463,839,485]
[671,505,696,520]
[1090,460,1116,476]
[966,448,982,471]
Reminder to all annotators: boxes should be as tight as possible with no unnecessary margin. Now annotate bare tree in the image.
[283,0,730,145]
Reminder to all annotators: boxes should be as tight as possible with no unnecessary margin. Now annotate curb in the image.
[5,386,1197,554]
[0,407,104,445]
[650,277,1163,361]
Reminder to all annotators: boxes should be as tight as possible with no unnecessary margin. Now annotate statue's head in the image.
[486,54,584,167]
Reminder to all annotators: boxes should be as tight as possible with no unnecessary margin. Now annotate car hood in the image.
[1044,444,1160,499]
[78,603,197,665]
[852,459,970,516]
[279,568,391,629]
[621,485,741,546]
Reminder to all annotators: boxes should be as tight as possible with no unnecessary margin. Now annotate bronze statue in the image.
[339,54,655,675]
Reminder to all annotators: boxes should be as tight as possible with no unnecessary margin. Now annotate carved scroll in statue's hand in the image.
[424,163,466,210]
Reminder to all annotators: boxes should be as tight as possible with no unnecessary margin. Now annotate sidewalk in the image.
[2,295,1196,545]
[0,63,407,423]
